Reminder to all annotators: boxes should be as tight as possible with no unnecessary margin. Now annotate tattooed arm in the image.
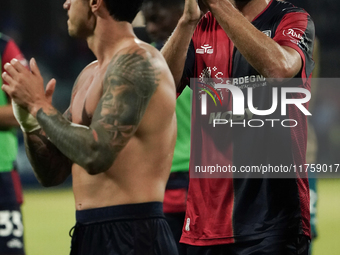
[24,126,72,187]
[23,77,80,187]
[34,48,159,175]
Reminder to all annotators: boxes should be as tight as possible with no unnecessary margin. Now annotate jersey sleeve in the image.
[273,11,315,79]
[2,39,28,85]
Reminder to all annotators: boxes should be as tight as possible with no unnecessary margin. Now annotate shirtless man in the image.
[1,0,177,254]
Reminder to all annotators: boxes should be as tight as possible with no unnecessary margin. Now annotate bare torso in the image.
[68,40,177,210]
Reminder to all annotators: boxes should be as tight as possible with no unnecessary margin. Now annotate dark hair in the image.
[143,0,184,9]
[103,0,144,23]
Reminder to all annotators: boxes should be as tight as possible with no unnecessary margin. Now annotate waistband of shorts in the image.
[76,202,164,224]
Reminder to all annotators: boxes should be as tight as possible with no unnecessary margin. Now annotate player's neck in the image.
[87,18,135,66]
[237,0,271,22]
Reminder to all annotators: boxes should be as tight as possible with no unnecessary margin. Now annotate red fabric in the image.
[163,189,187,213]
[288,95,311,238]
[1,37,26,205]
[281,11,312,238]
[2,39,27,67]
[181,2,313,246]
[11,170,24,205]
[181,11,236,246]
[273,12,310,79]
[2,39,28,85]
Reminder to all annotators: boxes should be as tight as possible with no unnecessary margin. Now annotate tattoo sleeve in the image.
[24,129,73,187]
[34,49,159,175]
[23,76,79,187]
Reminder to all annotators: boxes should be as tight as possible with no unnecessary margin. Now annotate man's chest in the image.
[70,74,103,126]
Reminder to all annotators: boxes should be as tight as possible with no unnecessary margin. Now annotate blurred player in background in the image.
[307,37,320,255]
[143,0,184,50]
[162,0,315,254]
[1,0,178,254]
[0,32,26,255]
[142,1,189,254]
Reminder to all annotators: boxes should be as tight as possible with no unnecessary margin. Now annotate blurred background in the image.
[0,0,339,254]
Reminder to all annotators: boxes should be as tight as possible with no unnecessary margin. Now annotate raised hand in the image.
[2,58,55,117]
[182,0,203,25]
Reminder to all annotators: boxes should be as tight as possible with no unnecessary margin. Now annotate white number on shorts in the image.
[0,211,24,237]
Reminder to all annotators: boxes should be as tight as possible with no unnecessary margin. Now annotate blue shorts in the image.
[70,202,178,255]
[0,204,25,255]
[0,171,25,255]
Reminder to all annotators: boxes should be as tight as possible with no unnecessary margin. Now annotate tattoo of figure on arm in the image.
[34,49,159,175]
[91,49,160,149]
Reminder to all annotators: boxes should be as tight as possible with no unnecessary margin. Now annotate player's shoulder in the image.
[114,39,165,66]
[0,32,13,54]
[257,0,312,29]
[82,60,99,72]
[77,60,98,79]
[104,39,175,97]
[0,32,11,44]
[111,40,170,78]
[103,42,159,87]
[272,0,309,16]
[71,60,98,92]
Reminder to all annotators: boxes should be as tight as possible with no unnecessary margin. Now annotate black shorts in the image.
[164,212,186,255]
[70,202,179,255]
[186,235,310,255]
[0,204,25,255]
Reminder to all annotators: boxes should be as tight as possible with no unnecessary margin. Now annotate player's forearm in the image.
[207,1,300,79]
[24,129,72,187]
[36,106,115,175]
[161,18,197,87]
[0,105,19,128]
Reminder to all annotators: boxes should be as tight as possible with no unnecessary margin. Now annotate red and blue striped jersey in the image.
[181,0,315,246]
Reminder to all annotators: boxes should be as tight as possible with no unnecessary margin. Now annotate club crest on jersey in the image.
[196,44,214,54]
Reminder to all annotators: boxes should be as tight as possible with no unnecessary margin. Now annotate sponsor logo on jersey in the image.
[283,28,304,42]
[196,44,214,54]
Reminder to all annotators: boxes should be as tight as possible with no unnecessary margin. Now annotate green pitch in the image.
[312,178,340,255]
[22,188,75,255]
[21,179,340,255]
